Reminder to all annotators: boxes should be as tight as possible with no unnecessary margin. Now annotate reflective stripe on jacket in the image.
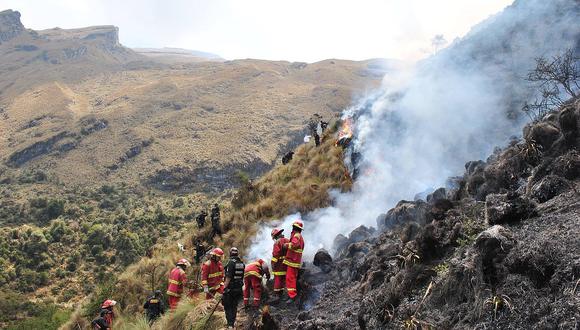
[272,237,289,275]
[283,231,304,269]
[244,261,264,278]
[201,259,224,290]
[166,267,187,297]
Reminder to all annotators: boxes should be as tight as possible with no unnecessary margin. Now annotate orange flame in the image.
[338,118,354,140]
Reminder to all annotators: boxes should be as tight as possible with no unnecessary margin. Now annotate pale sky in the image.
[2,0,513,62]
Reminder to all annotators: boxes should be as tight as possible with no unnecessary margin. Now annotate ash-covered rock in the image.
[484,192,536,225]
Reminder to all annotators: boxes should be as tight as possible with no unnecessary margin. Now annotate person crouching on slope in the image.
[284,220,304,303]
[201,248,225,299]
[243,258,270,308]
[166,258,190,309]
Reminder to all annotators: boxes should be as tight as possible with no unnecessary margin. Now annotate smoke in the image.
[248,0,580,262]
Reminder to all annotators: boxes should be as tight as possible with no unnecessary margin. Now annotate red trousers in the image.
[168,296,180,309]
[286,266,299,299]
[273,274,286,292]
[243,276,262,306]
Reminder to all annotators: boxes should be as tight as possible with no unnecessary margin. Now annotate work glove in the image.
[203,287,209,294]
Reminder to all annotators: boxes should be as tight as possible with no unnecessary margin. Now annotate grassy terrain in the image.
[60,123,351,328]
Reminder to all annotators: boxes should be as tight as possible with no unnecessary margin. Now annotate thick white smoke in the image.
[248,0,580,262]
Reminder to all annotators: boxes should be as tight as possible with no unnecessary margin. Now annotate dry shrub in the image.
[152,296,225,330]
[59,304,90,330]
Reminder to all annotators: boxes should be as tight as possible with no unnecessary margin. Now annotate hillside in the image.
[0,9,383,194]
[0,9,382,329]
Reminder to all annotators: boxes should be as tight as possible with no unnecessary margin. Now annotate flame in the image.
[335,117,354,147]
[339,118,354,139]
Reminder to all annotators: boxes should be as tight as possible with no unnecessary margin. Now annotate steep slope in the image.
[287,97,580,330]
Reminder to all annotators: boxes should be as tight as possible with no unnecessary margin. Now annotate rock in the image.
[524,122,561,150]
[529,175,571,203]
[550,150,580,180]
[0,10,24,43]
[558,105,578,144]
[465,160,486,175]
[475,225,516,285]
[485,193,537,225]
[313,249,333,273]
[349,225,375,243]
[426,187,447,203]
[333,234,350,254]
[376,200,429,232]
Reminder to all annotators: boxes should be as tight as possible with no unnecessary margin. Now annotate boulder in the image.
[529,175,571,203]
[475,225,516,285]
[349,225,375,243]
[313,249,333,273]
[485,193,537,225]
[524,122,561,150]
[558,105,579,144]
[376,200,429,232]
[426,187,447,203]
[333,234,350,255]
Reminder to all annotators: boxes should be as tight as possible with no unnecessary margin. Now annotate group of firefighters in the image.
[164,219,305,328]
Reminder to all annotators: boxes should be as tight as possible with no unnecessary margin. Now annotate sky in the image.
[3,0,513,62]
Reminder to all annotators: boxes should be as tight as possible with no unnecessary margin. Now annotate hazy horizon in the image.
[2,0,512,62]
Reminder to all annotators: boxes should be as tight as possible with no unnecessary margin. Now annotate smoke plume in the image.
[248,0,580,261]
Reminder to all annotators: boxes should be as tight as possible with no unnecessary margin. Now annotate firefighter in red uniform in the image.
[100,299,117,328]
[166,258,190,309]
[271,228,289,301]
[243,258,270,308]
[201,248,225,299]
[284,220,304,302]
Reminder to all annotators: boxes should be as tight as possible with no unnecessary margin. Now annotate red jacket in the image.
[201,259,224,291]
[283,231,304,269]
[166,267,187,297]
[244,260,270,279]
[271,237,289,275]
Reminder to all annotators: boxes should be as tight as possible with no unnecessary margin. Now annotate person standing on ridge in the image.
[222,247,245,329]
[166,258,190,309]
[196,210,207,228]
[201,248,225,299]
[194,239,205,264]
[243,258,270,308]
[211,204,222,238]
[143,290,165,323]
[284,220,304,303]
[271,228,289,303]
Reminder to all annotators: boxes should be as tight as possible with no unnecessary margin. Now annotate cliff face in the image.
[0,10,25,43]
[0,11,144,98]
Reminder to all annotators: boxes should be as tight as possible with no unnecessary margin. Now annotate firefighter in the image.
[222,247,245,329]
[100,299,116,328]
[271,228,289,302]
[243,258,270,308]
[210,204,222,238]
[201,248,225,299]
[196,210,207,228]
[166,258,190,309]
[143,290,165,323]
[284,220,304,303]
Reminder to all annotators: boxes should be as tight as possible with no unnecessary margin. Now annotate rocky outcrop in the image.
[0,10,24,43]
[484,192,536,225]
